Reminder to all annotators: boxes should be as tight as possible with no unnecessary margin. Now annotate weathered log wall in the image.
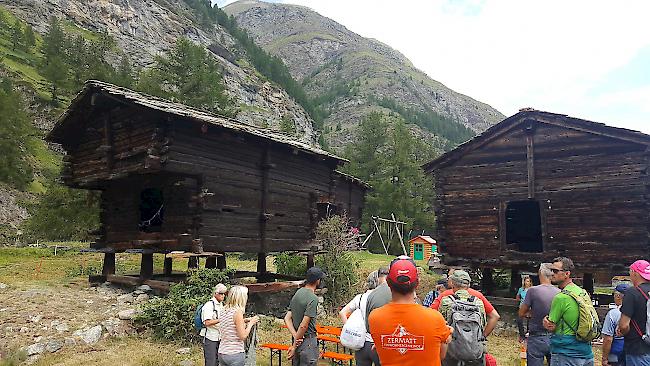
[165,120,338,252]
[433,121,649,271]
[334,177,366,228]
[62,105,168,188]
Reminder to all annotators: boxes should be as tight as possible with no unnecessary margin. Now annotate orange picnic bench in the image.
[322,351,354,366]
[260,343,291,366]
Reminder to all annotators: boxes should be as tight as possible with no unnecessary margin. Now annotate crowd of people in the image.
[199,256,650,366]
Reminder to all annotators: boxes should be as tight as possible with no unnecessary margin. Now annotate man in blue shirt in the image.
[602,283,629,366]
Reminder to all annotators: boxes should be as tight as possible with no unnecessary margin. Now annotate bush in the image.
[315,215,360,312]
[274,252,307,277]
[135,268,232,342]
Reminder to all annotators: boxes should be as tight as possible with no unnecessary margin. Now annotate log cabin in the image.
[423,109,650,294]
[46,80,368,284]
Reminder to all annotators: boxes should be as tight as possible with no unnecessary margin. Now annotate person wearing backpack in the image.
[519,263,560,366]
[201,283,227,366]
[617,260,650,366]
[542,257,595,366]
[368,256,452,366]
[339,270,379,365]
[439,269,487,366]
[602,283,629,366]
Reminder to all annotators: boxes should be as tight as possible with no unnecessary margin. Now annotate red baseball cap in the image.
[631,260,650,281]
[388,255,418,285]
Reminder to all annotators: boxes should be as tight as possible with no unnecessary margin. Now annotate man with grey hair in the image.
[519,263,560,366]
[201,283,227,366]
[439,270,487,366]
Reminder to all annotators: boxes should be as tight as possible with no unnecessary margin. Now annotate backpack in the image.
[630,286,650,345]
[340,294,367,350]
[194,303,206,332]
[445,292,486,361]
[560,287,601,342]
[194,300,217,333]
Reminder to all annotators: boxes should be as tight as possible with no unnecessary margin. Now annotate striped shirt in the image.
[218,307,245,355]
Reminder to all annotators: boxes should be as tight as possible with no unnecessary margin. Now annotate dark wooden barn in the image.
[46,81,368,287]
[423,109,650,293]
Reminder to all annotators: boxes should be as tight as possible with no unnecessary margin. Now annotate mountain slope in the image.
[225,0,505,150]
[1,0,317,143]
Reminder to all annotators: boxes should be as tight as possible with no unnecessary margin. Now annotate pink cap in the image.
[630,260,650,281]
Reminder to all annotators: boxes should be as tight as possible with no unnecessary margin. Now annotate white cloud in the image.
[224,0,650,132]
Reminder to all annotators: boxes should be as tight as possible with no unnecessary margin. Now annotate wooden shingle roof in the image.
[47,80,345,163]
[423,109,650,171]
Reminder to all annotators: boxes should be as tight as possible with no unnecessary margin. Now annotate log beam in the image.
[163,257,173,275]
[102,253,116,276]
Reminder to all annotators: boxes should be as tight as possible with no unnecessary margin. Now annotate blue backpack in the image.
[194,303,205,332]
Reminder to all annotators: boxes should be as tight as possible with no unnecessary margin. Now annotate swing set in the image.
[360,214,408,256]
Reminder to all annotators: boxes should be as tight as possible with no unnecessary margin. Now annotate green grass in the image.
[62,20,100,42]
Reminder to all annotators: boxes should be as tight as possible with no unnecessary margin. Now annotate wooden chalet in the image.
[46,80,368,286]
[423,109,650,293]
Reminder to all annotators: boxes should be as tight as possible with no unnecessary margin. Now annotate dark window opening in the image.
[317,202,338,221]
[139,188,164,232]
[506,200,543,253]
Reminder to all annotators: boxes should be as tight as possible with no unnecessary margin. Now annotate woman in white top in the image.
[218,285,259,366]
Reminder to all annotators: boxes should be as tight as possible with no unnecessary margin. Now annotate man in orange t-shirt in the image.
[369,256,452,366]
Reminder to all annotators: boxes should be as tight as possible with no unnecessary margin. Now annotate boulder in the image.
[135,294,149,303]
[82,325,102,344]
[45,339,64,353]
[176,347,191,354]
[25,343,45,356]
[117,294,134,304]
[136,284,152,292]
[118,309,137,320]
[179,360,194,366]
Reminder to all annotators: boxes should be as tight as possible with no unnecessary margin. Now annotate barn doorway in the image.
[506,200,543,252]
[139,188,164,232]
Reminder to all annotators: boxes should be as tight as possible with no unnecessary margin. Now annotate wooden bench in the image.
[317,334,342,353]
[260,343,290,366]
[322,351,354,366]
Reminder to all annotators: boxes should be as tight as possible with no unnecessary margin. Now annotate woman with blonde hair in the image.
[218,285,259,366]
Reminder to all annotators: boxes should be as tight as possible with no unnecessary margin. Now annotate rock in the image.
[25,355,40,365]
[82,325,102,344]
[29,315,42,323]
[117,294,134,304]
[0,282,7,289]
[179,360,194,366]
[55,322,69,333]
[45,339,64,353]
[102,317,121,335]
[136,284,152,292]
[20,326,28,333]
[64,337,77,347]
[135,293,149,303]
[176,347,191,354]
[25,343,45,356]
[118,309,137,320]
[133,290,144,295]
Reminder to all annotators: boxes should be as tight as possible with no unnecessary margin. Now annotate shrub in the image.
[273,252,307,277]
[135,268,232,342]
[315,215,360,311]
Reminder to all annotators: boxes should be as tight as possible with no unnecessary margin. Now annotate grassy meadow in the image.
[0,244,602,366]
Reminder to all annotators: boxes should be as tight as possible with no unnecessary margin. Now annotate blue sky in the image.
[217,0,650,133]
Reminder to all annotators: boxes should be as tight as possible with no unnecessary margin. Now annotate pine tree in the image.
[0,78,34,188]
[11,19,23,51]
[42,56,68,103]
[24,24,36,50]
[41,17,66,65]
[113,54,136,88]
[137,38,234,116]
